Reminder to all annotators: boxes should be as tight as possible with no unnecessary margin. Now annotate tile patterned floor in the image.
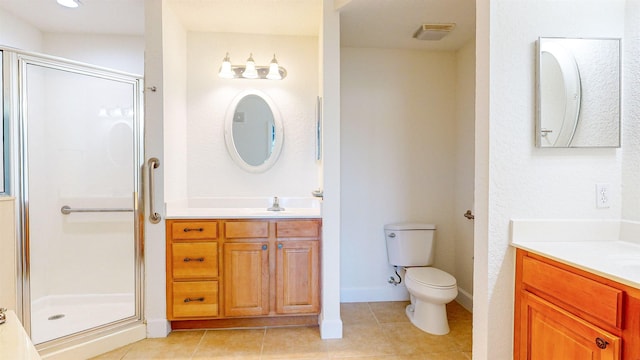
[92,301,472,360]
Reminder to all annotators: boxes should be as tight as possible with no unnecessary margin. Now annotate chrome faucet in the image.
[267,196,285,211]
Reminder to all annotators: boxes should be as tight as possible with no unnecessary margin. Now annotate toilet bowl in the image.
[404,267,457,335]
[384,222,458,335]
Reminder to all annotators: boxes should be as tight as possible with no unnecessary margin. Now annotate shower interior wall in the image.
[0,4,145,317]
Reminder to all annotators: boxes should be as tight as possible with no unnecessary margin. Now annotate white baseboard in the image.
[340,285,410,303]
[319,313,343,339]
[146,318,171,338]
[340,285,472,313]
[456,287,473,312]
[41,324,146,360]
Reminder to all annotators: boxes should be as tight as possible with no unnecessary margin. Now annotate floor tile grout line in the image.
[365,302,381,326]
[259,327,267,360]
[188,329,207,360]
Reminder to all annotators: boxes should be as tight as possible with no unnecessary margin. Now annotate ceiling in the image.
[0,0,475,50]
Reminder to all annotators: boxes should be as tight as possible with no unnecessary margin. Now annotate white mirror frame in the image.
[224,89,284,173]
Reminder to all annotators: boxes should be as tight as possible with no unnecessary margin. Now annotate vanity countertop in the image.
[165,197,322,219]
[510,219,640,289]
[0,310,42,360]
[165,207,322,219]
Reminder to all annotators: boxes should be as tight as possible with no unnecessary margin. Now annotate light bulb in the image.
[266,54,282,80]
[218,53,234,79]
[57,0,80,8]
[242,53,258,79]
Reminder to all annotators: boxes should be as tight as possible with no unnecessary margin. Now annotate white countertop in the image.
[165,197,322,219]
[166,207,322,219]
[511,219,640,289]
[0,311,41,360]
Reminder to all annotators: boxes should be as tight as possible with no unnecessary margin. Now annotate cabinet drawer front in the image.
[276,220,320,238]
[172,281,219,318]
[522,256,622,328]
[225,221,269,238]
[172,221,218,240]
[172,242,218,279]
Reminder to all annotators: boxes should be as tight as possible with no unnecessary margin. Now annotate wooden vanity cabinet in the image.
[514,249,640,360]
[166,220,220,320]
[223,220,270,317]
[275,220,320,315]
[166,218,321,328]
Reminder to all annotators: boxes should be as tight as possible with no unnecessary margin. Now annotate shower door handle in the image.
[148,157,161,224]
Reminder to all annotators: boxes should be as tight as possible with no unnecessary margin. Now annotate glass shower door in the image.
[20,56,143,345]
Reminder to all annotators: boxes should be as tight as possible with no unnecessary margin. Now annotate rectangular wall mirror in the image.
[536,37,621,148]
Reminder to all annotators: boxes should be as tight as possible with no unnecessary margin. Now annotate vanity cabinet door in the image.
[519,291,620,360]
[223,242,270,317]
[275,240,319,314]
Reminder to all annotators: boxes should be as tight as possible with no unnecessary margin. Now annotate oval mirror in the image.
[539,41,581,147]
[224,90,284,173]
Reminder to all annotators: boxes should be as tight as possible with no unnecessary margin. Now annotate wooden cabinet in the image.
[275,221,320,314]
[166,218,321,328]
[222,220,270,317]
[166,220,220,320]
[514,249,640,360]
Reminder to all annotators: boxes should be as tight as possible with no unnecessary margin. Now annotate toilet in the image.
[385,222,458,335]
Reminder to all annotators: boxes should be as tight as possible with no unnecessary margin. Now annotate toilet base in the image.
[405,301,450,335]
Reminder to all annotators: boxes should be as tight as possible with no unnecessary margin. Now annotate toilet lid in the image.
[406,267,457,288]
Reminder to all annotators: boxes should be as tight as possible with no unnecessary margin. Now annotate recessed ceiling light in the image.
[57,0,81,8]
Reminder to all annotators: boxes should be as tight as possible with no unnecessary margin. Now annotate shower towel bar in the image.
[60,205,133,215]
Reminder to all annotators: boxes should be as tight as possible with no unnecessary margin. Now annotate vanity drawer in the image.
[171,221,218,240]
[225,221,269,239]
[172,281,219,318]
[172,242,218,279]
[276,220,320,238]
[522,256,622,328]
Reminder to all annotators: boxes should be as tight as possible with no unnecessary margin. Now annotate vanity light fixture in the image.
[57,0,81,8]
[218,52,287,80]
[242,53,259,79]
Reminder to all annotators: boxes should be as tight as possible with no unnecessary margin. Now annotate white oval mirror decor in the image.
[224,90,284,173]
[539,41,581,147]
[536,37,621,148]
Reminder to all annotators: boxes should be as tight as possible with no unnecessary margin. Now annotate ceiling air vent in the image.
[413,23,456,41]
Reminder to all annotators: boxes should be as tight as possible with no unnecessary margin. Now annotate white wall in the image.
[182,32,320,198]
[43,34,144,75]
[454,40,476,310]
[622,1,640,221]
[0,7,42,51]
[475,1,625,359]
[340,47,458,302]
[162,2,188,204]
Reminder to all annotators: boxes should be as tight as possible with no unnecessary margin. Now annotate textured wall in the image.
[623,1,640,221]
[475,1,625,359]
[185,32,320,198]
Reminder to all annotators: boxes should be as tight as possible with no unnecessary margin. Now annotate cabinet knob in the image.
[183,257,205,262]
[277,243,283,249]
[183,227,204,232]
[595,337,609,349]
[262,244,268,250]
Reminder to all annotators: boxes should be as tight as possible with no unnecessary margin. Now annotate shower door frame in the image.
[5,48,145,352]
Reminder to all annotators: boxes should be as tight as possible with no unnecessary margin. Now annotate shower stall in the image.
[2,48,145,354]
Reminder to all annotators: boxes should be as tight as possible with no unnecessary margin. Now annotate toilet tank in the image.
[384,223,436,267]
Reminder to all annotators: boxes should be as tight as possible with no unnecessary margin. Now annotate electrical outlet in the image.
[596,183,610,208]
